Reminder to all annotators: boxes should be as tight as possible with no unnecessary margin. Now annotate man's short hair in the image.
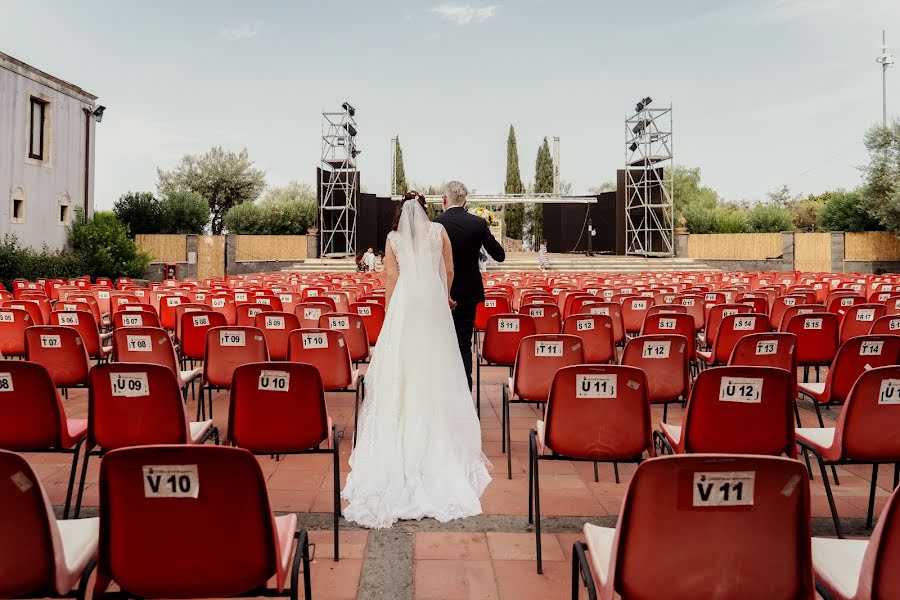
[443,181,468,206]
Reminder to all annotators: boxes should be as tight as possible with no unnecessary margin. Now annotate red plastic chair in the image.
[620,296,654,335]
[229,361,340,560]
[4,298,45,325]
[206,293,237,325]
[562,314,615,364]
[656,365,796,458]
[157,294,187,330]
[641,312,696,367]
[839,303,885,344]
[92,445,311,599]
[112,326,202,397]
[697,313,770,368]
[350,301,386,345]
[812,483,900,598]
[275,291,303,314]
[622,334,690,423]
[253,311,300,361]
[72,363,218,517]
[728,332,799,413]
[869,313,900,335]
[784,312,841,381]
[677,293,707,331]
[0,449,98,598]
[235,302,274,327]
[0,307,34,357]
[798,334,900,427]
[502,334,584,478]
[771,294,811,330]
[173,302,210,346]
[112,308,161,329]
[474,296,512,335]
[520,303,562,334]
[577,302,626,346]
[199,326,269,419]
[180,310,227,364]
[477,314,537,420]
[778,304,824,332]
[49,308,111,361]
[24,326,90,391]
[294,302,334,329]
[826,294,866,317]
[572,454,813,600]
[700,303,752,350]
[529,364,652,573]
[796,365,900,538]
[318,312,370,363]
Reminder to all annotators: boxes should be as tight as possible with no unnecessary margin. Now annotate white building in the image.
[0,51,102,250]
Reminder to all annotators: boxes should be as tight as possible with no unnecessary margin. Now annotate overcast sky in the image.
[2,0,899,208]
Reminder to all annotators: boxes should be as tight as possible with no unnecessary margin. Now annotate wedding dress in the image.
[341,200,491,529]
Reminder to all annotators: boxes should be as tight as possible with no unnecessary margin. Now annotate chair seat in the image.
[535,420,547,454]
[189,420,214,443]
[350,369,360,389]
[62,418,88,448]
[696,349,713,364]
[795,427,836,454]
[811,537,866,600]
[55,517,99,594]
[659,422,681,450]
[99,345,113,358]
[273,513,299,591]
[799,381,827,401]
[583,523,615,591]
[178,368,202,388]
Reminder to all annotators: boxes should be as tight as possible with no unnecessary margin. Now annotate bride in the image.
[341,194,491,529]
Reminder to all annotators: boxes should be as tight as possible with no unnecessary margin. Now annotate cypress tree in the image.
[393,137,408,195]
[530,137,555,243]
[504,126,525,239]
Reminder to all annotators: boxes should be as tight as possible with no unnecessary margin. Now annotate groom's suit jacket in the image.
[434,206,506,308]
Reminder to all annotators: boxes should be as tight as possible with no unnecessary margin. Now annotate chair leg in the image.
[867,463,878,529]
[506,397,513,479]
[802,446,814,481]
[501,384,508,453]
[528,430,534,524]
[476,356,482,419]
[812,399,825,428]
[74,447,93,519]
[894,463,899,490]
[593,461,599,483]
[333,424,341,561]
[793,397,802,427]
[63,437,86,519]
[613,462,620,484]
[534,433,543,575]
[197,384,205,420]
[663,403,668,424]
[353,385,360,449]
[811,449,842,538]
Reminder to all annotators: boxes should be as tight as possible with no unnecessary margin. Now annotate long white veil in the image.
[394,199,448,304]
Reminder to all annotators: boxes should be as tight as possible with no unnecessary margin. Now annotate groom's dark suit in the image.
[434,205,505,390]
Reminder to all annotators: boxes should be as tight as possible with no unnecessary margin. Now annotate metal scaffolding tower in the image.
[624,99,674,256]
[319,103,359,257]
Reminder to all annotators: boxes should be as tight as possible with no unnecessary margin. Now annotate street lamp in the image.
[877,30,894,126]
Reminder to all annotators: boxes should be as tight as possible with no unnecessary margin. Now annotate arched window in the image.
[58,192,71,225]
[9,185,25,223]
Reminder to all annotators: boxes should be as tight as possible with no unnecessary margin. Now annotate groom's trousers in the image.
[452,302,476,390]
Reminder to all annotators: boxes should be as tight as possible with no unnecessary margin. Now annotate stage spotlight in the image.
[629,142,638,152]
[342,102,356,116]
[642,96,652,106]
[631,119,646,135]
[351,149,361,158]
[92,105,106,123]
[344,123,357,137]
[635,96,653,113]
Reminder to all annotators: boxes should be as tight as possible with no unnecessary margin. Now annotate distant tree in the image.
[529,137,554,242]
[589,181,617,194]
[746,203,792,233]
[393,137,408,195]
[819,189,883,232]
[861,121,900,232]
[157,147,266,234]
[504,126,525,239]
[113,191,160,236]
[669,166,719,214]
[258,181,318,234]
[159,191,210,234]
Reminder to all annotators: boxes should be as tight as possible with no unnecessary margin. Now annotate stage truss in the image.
[319,104,359,257]
[624,104,674,256]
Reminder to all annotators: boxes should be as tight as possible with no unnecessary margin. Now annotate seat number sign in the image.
[0,312,13,322]
[498,318,520,332]
[57,313,79,325]
[122,315,143,327]
[40,335,61,348]
[856,309,876,322]
[127,335,152,352]
[0,373,13,391]
[878,379,900,404]
[220,331,246,346]
[192,315,210,327]
[265,316,285,329]
[357,306,372,316]
[590,307,609,316]
[329,317,350,330]
[576,319,594,331]
[733,317,756,331]
[860,340,884,356]
[143,465,199,499]
[111,372,149,397]
[658,318,677,330]
[258,370,290,391]
[693,471,755,507]
[529,307,544,318]
[302,333,328,349]
[755,340,778,355]
[719,377,763,403]
[642,340,671,359]
[576,374,616,398]
[303,308,321,320]
[484,299,497,308]
[534,341,563,357]
[804,318,823,330]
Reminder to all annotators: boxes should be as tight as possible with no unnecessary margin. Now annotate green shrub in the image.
[222,202,265,234]
[223,182,318,235]
[68,210,151,279]
[159,191,210,234]
[819,189,883,232]
[0,235,80,289]
[713,207,748,233]
[682,203,716,234]
[746,203,792,233]
[113,191,161,236]
[789,198,825,231]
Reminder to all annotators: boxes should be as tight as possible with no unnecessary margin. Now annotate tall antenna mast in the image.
[877,29,894,127]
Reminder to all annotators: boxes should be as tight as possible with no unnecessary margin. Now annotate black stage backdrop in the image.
[541,190,625,255]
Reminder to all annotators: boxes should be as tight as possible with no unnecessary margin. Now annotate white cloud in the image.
[219,23,260,40]
[430,4,498,26]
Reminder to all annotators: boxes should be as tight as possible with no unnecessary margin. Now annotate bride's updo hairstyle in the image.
[392,190,427,231]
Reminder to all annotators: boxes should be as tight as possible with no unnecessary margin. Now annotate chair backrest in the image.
[562,314,616,364]
[640,312,696,362]
[520,303,562,335]
[49,308,104,358]
[840,303,886,343]
[97,445,284,598]
[173,303,211,344]
[294,302,334,329]
[481,314,537,366]
[0,307,33,356]
[180,310,228,361]
[703,304,753,349]
[253,311,300,361]
[870,314,900,335]
[770,294,809,329]
[235,302,274,327]
[680,366,795,456]
[835,365,900,462]
[58,295,102,327]
[512,334,585,401]
[24,326,90,388]
[708,313,771,365]
[318,312,370,362]
[112,308,161,329]
[727,332,798,396]
[606,454,812,599]
[544,364,651,460]
[821,335,900,407]
[157,294,187,330]
[4,299,45,325]
[778,304,824,331]
[0,360,68,450]
[0,449,74,597]
[621,335,689,405]
[826,293,866,316]
[350,301,386,345]
[88,363,190,450]
[858,481,900,597]
[578,301,625,345]
[275,291,303,314]
[203,326,269,389]
[784,312,840,366]
[112,326,179,373]
[475,296,512,331]
[620,296,654,334]
[229,362,329,451]
[286,328,354,390]
[205,293,237,325]
[252,295,283,312]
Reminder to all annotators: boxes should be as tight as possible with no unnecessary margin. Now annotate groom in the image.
[434,181,505,391]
